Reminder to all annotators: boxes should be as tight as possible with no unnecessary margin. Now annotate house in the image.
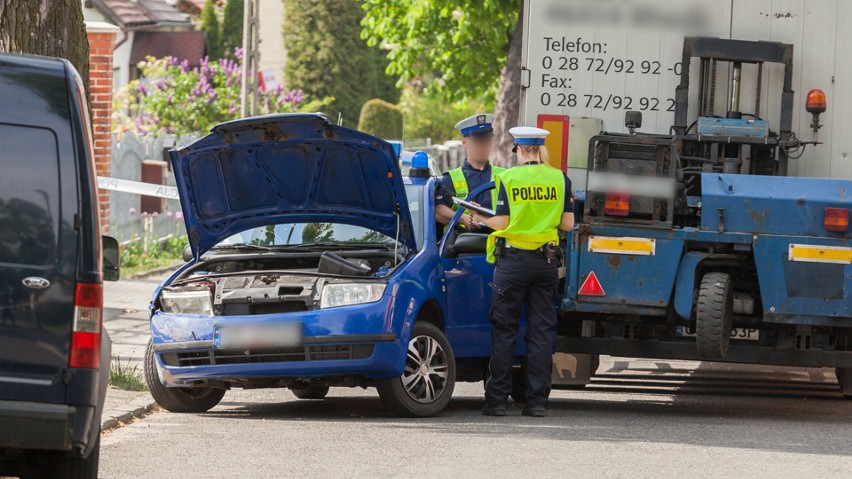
[82,0,207,89]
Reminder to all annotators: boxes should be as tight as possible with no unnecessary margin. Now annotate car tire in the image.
[695,272,734,359]
[144,340,226,413]
[40,431,100,479]
[290,385,330,400]
[376,322,456,417]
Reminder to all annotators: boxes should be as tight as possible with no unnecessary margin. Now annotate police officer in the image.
[472,127,575,417]
[435,114,505,230]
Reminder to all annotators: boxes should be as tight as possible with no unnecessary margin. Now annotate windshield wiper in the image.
[210,244,276,252]
[288,242,392,250]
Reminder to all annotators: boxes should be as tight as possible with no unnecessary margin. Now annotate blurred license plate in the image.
[214,323,302,349]
[677,326,759,341]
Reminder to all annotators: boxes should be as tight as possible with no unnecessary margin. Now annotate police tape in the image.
[97,176,180,201]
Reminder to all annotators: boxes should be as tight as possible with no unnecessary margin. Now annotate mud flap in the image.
[551,353,598,386]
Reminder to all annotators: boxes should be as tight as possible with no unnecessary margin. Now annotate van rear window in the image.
[0,123,60,265]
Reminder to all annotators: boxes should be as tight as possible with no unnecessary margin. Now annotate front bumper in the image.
[150,299,408,387]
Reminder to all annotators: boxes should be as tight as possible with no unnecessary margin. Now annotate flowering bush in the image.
[113,48,324,137]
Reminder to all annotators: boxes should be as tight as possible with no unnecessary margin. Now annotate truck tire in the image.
[144,340,226,413]
[695,272,734,359]
[41,432,100,479]
[377,322,456,417]
[290,385,330,399]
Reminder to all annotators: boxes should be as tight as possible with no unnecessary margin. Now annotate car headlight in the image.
[160,289,214,316]
[320,283,385,309]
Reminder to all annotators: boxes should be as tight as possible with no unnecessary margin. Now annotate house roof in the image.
[91,0,191,29]
[130,31,207,67]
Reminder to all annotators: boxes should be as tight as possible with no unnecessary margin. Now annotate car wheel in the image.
[376,322,456,417]
[695,272,734,359]
[144,340,226,413]
[290,385,330,399]
[40,431,100,479]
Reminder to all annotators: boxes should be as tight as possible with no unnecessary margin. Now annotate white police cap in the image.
[455,113,494,137]
[509,126,550,146]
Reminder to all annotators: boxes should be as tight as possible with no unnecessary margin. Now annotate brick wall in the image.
[86,23,119,233]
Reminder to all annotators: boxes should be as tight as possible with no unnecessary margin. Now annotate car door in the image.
[439,183,527,359]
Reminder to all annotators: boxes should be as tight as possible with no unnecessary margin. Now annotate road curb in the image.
[127,261,182,280]
[101,399,158,432]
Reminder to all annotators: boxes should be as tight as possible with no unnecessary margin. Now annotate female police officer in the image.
[471,127,575,417]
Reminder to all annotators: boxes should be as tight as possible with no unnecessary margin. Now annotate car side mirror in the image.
[102,236,120,282]
[182,244,194,262]
[451,233,488,256]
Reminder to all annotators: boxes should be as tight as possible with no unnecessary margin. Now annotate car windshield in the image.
[214,185,425,249]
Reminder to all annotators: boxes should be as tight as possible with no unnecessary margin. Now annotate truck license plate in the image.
[677,326,759,341]
[214,323,302,349]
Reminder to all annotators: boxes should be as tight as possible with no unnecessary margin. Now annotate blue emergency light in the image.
[409,150,431,178]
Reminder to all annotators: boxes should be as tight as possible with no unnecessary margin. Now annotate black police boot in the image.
[482,404,507,417]
[521,405,546,417]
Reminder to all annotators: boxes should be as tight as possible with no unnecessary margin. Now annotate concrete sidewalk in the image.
[101,271,171,430]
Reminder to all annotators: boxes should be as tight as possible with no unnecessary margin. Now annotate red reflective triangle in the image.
[578,271,605,296]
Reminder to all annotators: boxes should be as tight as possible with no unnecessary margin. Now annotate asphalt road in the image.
[100,357,851,479]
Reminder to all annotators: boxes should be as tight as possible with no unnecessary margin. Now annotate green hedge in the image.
[358,99,403,139]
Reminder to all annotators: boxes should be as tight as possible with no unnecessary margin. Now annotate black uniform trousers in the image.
[484,247,559,408]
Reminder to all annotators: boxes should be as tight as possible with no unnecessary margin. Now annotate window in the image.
[0,124,60,265]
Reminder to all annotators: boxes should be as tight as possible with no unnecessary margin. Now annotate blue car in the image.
[144,113,521,417]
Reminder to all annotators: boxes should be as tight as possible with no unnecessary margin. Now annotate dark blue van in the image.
[0,53,119,478]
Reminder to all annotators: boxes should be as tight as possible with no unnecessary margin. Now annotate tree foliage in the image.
[284,0,399,126]
[361,0,520,104]
[357,99,403,139]
[200,0,222,60]
[221,0,244,60]
[399,85,489,144]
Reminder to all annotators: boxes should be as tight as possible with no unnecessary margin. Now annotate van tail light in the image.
[824,207,848,232]
[70,282,103,369]
[605,193,630,216]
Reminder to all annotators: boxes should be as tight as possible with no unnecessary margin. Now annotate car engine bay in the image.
[158,250,402,316]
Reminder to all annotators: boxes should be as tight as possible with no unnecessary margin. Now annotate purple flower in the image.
[228,102,237,115]
[136,84,147,96]
[234,47,243,60]
[152,211,159,218]
[166,211,174,218]
[129,207,137,215]
[175,211,184,220]
[180,59,190,73]
[207,90,218,104]
[169,56,179,66]
[142,211,148,218]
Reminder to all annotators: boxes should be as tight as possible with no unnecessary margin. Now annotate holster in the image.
[544,242,564,267]
[495,238,507,260]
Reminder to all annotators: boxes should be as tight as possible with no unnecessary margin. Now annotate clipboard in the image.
[452,198,496,217]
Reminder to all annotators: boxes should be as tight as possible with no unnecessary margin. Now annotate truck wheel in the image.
[695,272,734,359]
[837,368,851,398]
[41,431,100,479]
[290,385,330,399]
[377,322,456,417]
[144,340,226,413]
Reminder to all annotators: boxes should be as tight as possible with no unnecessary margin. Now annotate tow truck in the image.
[556,37,851,397]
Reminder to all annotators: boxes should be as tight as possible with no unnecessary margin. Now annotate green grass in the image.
[109,356,147,391]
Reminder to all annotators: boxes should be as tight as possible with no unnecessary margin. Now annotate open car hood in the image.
[170,114,416,256]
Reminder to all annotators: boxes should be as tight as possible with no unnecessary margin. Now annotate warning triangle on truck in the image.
[578,271,605,296]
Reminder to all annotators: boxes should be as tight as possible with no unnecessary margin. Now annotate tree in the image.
[284,0,399,126]
[200,0,222,60]
[361,0,522,164]
[0,0,90,89]
[358,99,403,139]
[221,0,244,60]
